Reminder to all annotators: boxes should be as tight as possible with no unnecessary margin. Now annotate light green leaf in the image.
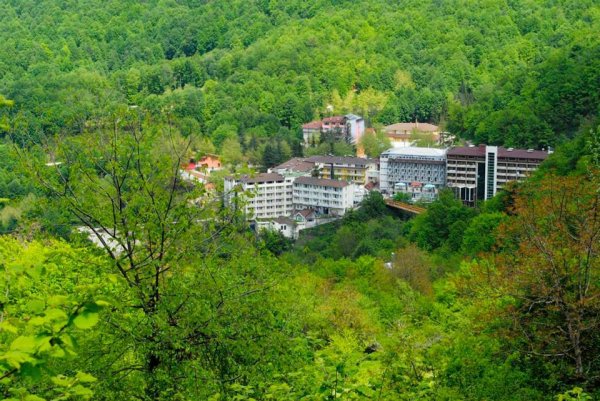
[29,316,47,326]
[51,375,71,387]
[75,371,97,383]
[0,320,18,333]
[59,334,75,350]
[2,350,33,368]
[45,308,68,321]
[35,336,52,353]
[26,299,45,314]
[71,384,93,397]
[25,395,46,401]
[50,347,66,358]
[72,311,99,329]
[47,295,68,307]
[10,336,37,352]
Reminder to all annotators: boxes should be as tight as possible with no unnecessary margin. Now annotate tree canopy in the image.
[1,1,600,400]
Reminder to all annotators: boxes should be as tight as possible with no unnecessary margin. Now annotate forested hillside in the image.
[0,1,600,400]
[1,0,599,153]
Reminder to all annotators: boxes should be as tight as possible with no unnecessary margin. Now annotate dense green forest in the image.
[1,0,599,153]
[0,0,600,400]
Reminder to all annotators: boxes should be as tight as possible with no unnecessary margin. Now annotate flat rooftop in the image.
[232,173,286,184]
[304,155,376,166]
[448,145,549,160]
[294,176,350,188]
[382,147,447,157]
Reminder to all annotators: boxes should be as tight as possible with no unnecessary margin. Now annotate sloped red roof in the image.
[272,157,315,172]
[322,116,345,124]
[295,208,316,218]
[302,120,322,130]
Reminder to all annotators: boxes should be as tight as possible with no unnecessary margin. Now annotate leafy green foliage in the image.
[1,1,600,399]
[392,191,411,203]
[359,129,391,158]
[0,237,112,400]
[408,190,476,252]
[461,212,506,257]
[2,0,599,154]
[294,193,404,261]
[258,228,293,255]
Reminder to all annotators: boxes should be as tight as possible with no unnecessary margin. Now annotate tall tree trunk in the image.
[567,310,584,378]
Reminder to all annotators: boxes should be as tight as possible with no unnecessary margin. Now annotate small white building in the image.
[268,216,296,239]
[293,176,357,216]
[304,155,378,185]
[180,169,208,184]
[293,208,317,228]
[224,173,294,219]
[264,209,320,240]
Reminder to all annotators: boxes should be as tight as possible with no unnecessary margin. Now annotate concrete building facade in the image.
[344,114,366,144]
[269,157,315,177]
[301,115,366,146]
[379,147,447,194]
[305,155,378,185]
[224,173,294,219]
[446,145,549,206]
[302,121,323,146]
[293,176,356,216]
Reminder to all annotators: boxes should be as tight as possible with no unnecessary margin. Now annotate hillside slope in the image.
[0,0,598,149]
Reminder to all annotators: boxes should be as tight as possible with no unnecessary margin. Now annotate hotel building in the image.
[224,173,294,219]
[379,147,447,193]
[446,145,549,206]
[292,176,357,216]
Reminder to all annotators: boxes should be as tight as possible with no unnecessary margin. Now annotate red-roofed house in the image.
[197,154,222,171]
[302,120,323,146]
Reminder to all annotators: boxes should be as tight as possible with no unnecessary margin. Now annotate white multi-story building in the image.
[380,147,447,193]
[224,173,294,219]
[293,176,356,216]
[344,114,366,144]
